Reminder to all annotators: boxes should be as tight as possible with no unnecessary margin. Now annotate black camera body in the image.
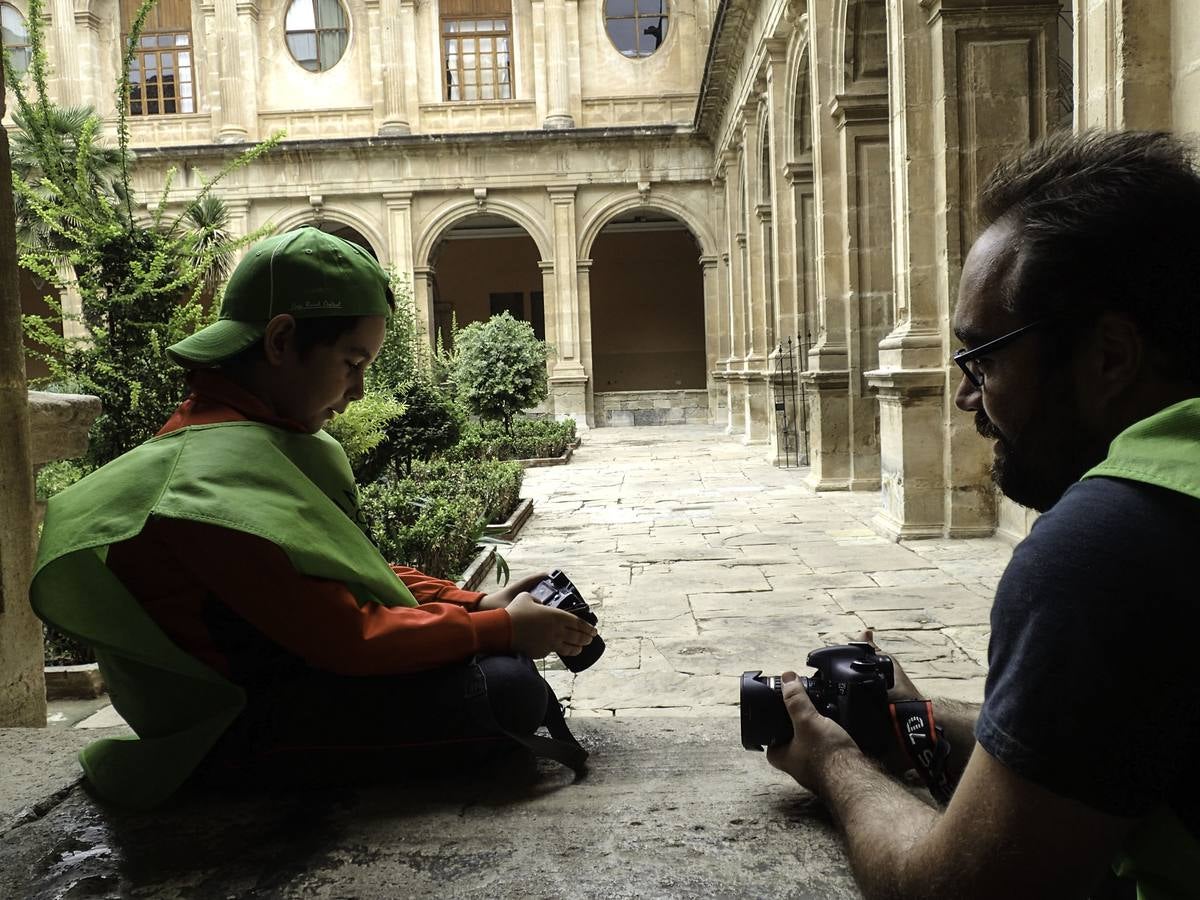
[741,642,895,756]
[529,570,606,673]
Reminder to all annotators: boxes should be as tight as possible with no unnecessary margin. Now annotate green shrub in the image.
[359,477,487,581]
[43,625,95,666]
[357,457,523,580]
[450,417,577,462]
[367,377,464,480]
[35,459,91,500]
[325,391,406,479]
[448,312,549,431]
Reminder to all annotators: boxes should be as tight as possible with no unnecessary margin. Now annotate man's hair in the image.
[980,130,1200,384]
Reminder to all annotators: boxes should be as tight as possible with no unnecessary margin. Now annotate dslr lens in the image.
[739,671,794,751]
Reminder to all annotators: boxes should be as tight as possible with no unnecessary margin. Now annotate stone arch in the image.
[578,193,716,261]
[789,40,813,159]
[416,197,553,266]
[833,0,888,97]
[268,206,389,262]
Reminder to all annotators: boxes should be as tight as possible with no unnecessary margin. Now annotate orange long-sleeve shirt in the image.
[105,371,512,681]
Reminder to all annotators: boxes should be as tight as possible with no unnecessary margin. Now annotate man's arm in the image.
[769,675,1136,900]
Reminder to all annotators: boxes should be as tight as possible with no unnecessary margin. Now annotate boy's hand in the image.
[506,593,596,659]
[478,571,550,611]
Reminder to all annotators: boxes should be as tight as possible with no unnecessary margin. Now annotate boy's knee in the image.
[478,654,549,735]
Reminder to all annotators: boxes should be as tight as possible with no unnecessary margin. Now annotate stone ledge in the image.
[28,392,102,467]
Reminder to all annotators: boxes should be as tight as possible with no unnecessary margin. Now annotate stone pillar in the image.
[400,0,420,128]
[49,0,81,106]
[719,149,746,434]
[384,192,415,288]
[1075,0,1172,130]
[699,255,723,425]
[378,0,412,134]
[801,0,851,490]
[235,0,261,137]
[869,0,1060,538]
[574,258,595,427]
[740,107,770,444]
[214,0,248,142]
[542,0,574,129]
[546,187,587,420]
[412,265,436,348]
[74,8,103,110]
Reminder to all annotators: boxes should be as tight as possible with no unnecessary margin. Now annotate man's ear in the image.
[1090,312,1143,402]
[262,314,298,365]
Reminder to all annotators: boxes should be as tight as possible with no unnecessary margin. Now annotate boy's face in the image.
[270,314,388,433]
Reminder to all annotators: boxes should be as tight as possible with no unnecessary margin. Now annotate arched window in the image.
[285,0,350,72]
[792,48,813,157]
[604,0,668,59]
[121,0,195,115]
[1,3,31,75]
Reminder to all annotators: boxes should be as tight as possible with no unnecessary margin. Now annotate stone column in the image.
[546,187,587,420]
[400,0,420,127]
[542,0,574,128]
[74,7,103,110]
[49,0,81,106]
[412,265,437,348]
[869,0,1060,538]
[699,255,723,425]
[1075,0,1172,130]
[575,258,595,427]
[384,192,415,293]
[800,0,851,490]
[720,149,746,434]
[739,106,770,444]
[378,0,412,134]
[213,0,248,142]
[235,0,261,137]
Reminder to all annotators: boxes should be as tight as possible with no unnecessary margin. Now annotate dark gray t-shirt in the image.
[975,476,1200,836]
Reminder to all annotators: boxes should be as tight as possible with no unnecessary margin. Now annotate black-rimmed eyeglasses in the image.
[953,319,1053,391]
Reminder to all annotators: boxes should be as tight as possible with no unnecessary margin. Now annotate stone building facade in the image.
[4,0,1200,547]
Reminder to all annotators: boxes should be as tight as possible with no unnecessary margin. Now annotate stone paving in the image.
[500,425,1014,718]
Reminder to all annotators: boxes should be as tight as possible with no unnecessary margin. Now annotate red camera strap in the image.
[889,700,954,805]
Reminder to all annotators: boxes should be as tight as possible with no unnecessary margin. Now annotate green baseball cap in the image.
[167,227,393,367]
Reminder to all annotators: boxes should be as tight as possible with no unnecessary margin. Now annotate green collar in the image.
[1083,397,1200,500]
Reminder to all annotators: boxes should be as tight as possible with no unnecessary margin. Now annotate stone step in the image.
[0,718,863,899]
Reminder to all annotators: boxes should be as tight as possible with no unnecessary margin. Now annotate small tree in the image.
[448,312,549,432]
[11,0,281,468]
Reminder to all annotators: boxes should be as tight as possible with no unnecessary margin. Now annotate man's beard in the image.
[975,406,1103,513]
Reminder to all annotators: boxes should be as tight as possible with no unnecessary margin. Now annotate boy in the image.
[31,227,594,809]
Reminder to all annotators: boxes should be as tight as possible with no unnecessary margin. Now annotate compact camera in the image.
[529,570,606,673]
[740,642,895,756]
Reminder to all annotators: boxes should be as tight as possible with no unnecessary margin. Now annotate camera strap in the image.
[500,684,589,777]
[888,700,953,806]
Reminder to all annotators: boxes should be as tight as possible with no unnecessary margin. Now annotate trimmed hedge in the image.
[450,417,577,463]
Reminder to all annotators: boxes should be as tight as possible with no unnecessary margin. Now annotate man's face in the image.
[273,315,387,433]
[953,220,1099,512]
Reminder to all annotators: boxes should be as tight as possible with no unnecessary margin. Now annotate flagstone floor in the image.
[501,425,1013,719]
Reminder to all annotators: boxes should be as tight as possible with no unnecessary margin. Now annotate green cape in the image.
[31,422,417,809]
[1082,397,1200,899]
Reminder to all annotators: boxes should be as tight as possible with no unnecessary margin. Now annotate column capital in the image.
[547,185,578,202]
[576,258,593,272]
[383,191,414,208]
[538,260,556,273]
[74,10,101,29]
[784,160,814,184]
[235,0,261,19]
[223,198,251,214]
[699,254,720,271]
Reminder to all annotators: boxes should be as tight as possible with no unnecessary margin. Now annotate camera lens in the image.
[740,671,794,751]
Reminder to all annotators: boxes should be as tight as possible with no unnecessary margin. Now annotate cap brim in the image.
[166,319,267,368]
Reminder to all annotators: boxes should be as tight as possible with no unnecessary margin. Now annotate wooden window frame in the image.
[121,0,195,117]
[441,14,513,102]
[1,3,31,74]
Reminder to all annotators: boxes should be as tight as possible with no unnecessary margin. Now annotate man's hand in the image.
[858,629,921,702]
[765,671,863,791]
[478,571,550,611]
[506,593,596,659]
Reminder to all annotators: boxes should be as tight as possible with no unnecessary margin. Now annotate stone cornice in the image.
[831,92,889,126]
[693,0,756,140]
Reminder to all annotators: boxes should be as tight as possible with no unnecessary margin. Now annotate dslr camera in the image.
[740,642,894,757]
[529,570,606,673]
